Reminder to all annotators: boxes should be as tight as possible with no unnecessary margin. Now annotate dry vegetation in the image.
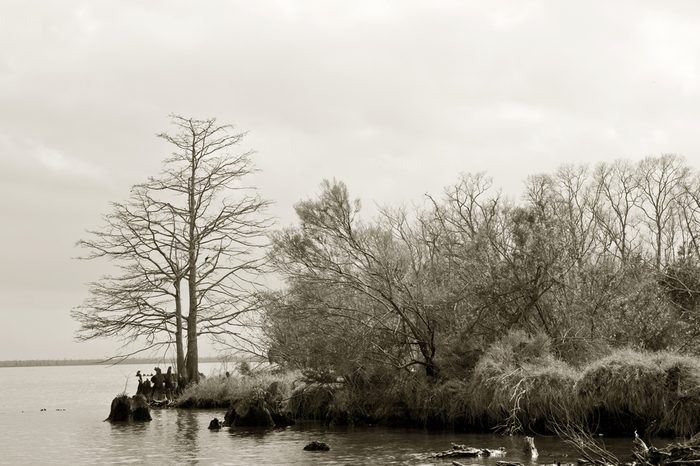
[178,332,700,437]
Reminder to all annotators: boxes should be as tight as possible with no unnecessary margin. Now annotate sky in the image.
[2,0,700,360]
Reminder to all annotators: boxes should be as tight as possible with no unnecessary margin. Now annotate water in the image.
[0,364,636,465]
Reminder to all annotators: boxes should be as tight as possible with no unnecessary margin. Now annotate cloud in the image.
[0,132,103,181]
[2,0,700,358]
[34,144,102,179]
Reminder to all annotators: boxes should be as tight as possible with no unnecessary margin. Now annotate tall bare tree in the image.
[147,116,271,383]
[74,185,189,371]
[636,155,689,269]
[75,116,271,383]
[593,160,640,263]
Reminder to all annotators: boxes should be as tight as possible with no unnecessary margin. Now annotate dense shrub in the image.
[174,339,700,438]
[466,330,579,433]
[577,349,700,437]
[175,371,297,410]
[287,382,337,420]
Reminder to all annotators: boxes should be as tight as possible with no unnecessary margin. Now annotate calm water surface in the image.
[0,364,636,465]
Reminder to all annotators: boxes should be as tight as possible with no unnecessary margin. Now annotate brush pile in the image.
[632,433,700,466]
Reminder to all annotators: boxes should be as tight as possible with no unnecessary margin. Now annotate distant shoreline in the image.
[0,357,225,368]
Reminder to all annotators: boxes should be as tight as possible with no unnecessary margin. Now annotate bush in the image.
[172,340,700,437]
[577,349,700,437]
[287,382,337,420]
[175,371,297,410]
[467,330,579,434]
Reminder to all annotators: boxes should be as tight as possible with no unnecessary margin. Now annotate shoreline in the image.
[0,357,225,369]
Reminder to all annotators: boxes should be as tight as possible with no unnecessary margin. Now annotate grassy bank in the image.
[176,334,700,437]
[577,350,700,437]
[175,371,299,409]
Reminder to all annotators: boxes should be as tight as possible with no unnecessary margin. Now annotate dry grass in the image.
[577,349,700,437]
[465,331,580,433]
[175,371,298,409]
[173,339,700,437]
[286,382,337,420]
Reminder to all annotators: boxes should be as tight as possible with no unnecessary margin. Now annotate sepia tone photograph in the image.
[3,1,700,464]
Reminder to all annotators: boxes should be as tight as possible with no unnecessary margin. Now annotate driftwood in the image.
[633,433,700,466]
[432,444,507,459]
[149,398,174,408]
[557,422,700,466]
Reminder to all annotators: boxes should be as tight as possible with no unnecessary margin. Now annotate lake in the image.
[0,363,637,465]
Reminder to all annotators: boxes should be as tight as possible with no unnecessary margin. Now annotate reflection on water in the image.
[175,410,200,465]
[0,364,640,465]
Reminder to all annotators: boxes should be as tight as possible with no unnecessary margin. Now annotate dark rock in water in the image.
[223,407,237,427]
[271,410,295,427]
[107,395,132,422]
[208,418,222,430]
[131,394,152,421]
[304,441,330,451]
[233,402,275,428]
[106,394,152,422]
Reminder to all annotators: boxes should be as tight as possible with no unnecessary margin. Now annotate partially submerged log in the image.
[432,445,507,459]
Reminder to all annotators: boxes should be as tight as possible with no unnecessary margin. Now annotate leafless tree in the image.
[74,185,188,370]
[270,180,455,378]
[146,116,271,383]
[593,159,641,263]
[75,116,271,383]
[636,155,689,269]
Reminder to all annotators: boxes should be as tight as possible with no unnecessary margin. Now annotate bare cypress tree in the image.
[74,185,188,372]
[146,116,271,383]
[75,116,271,383]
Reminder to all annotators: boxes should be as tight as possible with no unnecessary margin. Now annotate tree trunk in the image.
[174,280,186,383]
[185,165,199,384]
[418,341,439,379]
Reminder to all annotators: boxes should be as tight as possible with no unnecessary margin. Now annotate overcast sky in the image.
[3,0,700,360]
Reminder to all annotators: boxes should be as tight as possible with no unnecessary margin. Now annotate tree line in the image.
[74,115,700,386]
[264,155,700,380]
